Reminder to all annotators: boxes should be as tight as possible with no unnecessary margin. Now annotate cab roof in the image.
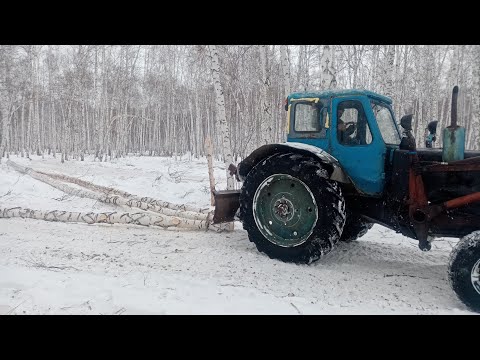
[288,89,392,104]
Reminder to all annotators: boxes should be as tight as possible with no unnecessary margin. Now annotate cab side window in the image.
[336,100,372,145]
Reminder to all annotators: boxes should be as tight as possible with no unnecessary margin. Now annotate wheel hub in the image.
[252,174,318,247]
[472,258,480,296]
[273,198,294,221]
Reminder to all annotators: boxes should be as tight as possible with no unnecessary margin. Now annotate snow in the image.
[0,154,477,314]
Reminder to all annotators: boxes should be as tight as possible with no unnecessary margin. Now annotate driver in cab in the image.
[337,107,356,144]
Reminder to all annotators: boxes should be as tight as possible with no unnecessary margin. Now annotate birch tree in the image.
[384,45,395,99]
[0,46,9,161]
[319,45,336,89]
[280,45,291,97]
[0,45,15,162]
[259,45,273,145]
[207,45,235,191]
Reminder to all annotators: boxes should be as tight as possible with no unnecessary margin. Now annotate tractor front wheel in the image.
[448,231,480,313]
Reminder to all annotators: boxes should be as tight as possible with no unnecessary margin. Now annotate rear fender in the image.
[237,143,350,184]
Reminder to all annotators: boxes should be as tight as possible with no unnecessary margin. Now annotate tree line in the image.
[1,45,479,164]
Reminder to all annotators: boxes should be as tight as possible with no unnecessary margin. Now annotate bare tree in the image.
[319,45,337,89]
[259,45,273,145]
[207,45,234,190]
[280,45,291,97]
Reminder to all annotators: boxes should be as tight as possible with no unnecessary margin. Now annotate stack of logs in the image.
[1,160,226,232]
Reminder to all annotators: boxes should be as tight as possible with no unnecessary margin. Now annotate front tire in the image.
[448,231,480,313]
[239,153,346,264]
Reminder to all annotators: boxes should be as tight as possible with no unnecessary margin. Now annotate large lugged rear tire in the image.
[448,231,480,313]
[340,213,373,243]
[239,153,346,264]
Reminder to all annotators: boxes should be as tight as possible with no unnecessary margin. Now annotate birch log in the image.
[35,169,210,214]
[0,206,221,231]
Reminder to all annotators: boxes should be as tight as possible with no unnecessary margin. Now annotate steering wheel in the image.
[343,121,356,136]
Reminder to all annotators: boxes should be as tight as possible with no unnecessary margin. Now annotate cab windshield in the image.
[370,101,401,145]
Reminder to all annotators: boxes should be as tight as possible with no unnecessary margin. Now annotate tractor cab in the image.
[286,89,401,196]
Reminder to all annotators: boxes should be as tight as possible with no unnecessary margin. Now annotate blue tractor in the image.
[213,87,480,312]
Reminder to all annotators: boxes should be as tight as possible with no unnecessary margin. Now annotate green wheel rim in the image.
[253,174,318,247]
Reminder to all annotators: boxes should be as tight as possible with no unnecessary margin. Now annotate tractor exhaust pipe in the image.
[451,85,458,127]
[442,85,465,162]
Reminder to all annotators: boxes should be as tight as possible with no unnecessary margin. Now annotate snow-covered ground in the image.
[0,154,476,314]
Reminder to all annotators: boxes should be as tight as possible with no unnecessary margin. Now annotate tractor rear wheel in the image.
[239,153,346,264]
[340,213,373,243]
[448,231,480,313]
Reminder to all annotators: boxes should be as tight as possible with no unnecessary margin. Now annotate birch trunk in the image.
[195,91,202,158]
[0,206,219,231]
[385,45,395,99]
[319,45,336,89]
[205,136,216,206]
[370,45,380,91]
[0,99,8,162]
[280,45,291,97]
[33,48,41,156]
[259,45,273,145]
[0,46,10,162]
[20,100,25,157]
[33,169,210,214]
[207,45,235,191]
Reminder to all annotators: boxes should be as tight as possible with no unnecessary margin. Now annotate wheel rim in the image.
[253,174,318,247]
[472,258,480,296]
